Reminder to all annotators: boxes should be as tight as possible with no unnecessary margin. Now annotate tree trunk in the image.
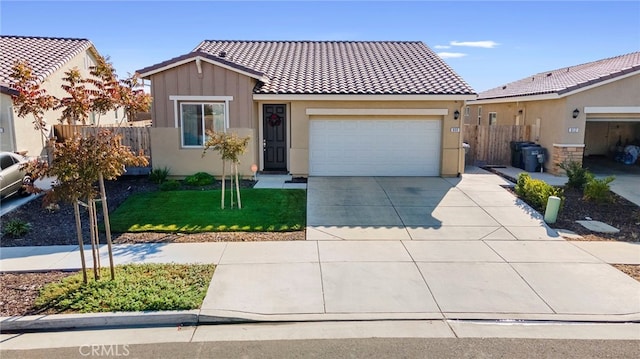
[235,162,242,209]
[221,160,226,209]
[99,172,115,280]
[73,200,87,284]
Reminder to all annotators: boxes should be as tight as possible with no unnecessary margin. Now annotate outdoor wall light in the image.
[453,110,460,120]
[572,108,580,118]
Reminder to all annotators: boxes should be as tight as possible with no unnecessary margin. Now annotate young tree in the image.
[11,58,149,283]
[202,130,250,209]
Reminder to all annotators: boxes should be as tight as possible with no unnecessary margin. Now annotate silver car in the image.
[0,152,32,199]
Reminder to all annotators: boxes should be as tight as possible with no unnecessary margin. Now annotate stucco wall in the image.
[150,127,256,178]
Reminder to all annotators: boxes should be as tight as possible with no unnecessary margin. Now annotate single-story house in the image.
[466,51,640,174]
[137,40,476,178]
[0,35,120,158]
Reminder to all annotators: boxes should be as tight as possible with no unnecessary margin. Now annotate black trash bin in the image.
[522,146,546,172]
[510,141,537,169]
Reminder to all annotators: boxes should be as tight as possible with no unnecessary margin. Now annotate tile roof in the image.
[139,40,475,95]
[478,51,640,100]
[0,35,93,86]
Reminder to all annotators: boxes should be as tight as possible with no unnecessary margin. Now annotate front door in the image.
[263,104,287,171]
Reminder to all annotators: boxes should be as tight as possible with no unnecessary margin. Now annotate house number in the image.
[450,127,460,133]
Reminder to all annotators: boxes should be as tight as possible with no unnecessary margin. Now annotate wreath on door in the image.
[267,113,282,127]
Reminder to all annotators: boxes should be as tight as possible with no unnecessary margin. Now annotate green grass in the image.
[35,263,215,313]
[109,189,306,233]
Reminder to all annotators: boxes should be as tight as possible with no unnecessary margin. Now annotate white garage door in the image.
[309,119,441,176]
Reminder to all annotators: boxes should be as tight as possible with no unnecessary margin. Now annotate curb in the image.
[3,310,639,333]
[0,310,199,333]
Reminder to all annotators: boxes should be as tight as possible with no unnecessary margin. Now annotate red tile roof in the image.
[0,35,93,85]
[478,52,640,100]
[139,40,475,95]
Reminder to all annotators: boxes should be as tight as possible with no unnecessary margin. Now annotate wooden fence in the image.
[464,125,532,166]
[53,125,152,174]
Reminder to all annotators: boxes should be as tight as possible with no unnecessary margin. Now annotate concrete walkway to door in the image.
[307,169,559,241]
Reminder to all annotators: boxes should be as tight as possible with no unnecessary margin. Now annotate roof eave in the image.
[137,53,268,83]
[472,68,640,104]
[253,93,477,101]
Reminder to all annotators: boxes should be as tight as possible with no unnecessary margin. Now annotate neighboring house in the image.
[0,35,120,158]
[466,52,640,174]
[137,40,475,177]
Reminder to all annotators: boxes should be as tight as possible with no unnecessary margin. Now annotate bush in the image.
[159,180,180,191]
[2,219,32,237]
[559,160,593,190]
[184,172,214,186]
[515,173,564,211]
[149,167,170,184]
[583,176,615,203]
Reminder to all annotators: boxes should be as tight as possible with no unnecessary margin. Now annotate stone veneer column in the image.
[551,144,585,175]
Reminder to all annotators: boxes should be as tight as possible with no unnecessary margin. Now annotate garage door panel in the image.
[309,119,441,176]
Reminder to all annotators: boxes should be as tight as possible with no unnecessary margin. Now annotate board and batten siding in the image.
[150,61,255,129]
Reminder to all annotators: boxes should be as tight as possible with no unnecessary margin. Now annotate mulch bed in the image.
[0,271,75,317]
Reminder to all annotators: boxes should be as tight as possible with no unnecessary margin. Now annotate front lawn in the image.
[34,263,215,313]
[109,189,306,233]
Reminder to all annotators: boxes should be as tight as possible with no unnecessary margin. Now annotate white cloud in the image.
[437,52,468,59]
[433,45,451,49]
[450,40,499,48]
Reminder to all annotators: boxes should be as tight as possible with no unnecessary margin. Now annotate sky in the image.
[1,0,639,92]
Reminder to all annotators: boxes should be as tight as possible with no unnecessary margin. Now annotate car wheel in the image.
[19,175,33,197]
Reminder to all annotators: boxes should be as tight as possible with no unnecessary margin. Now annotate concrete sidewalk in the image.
[2,239,639,329]
[1,169,639,333]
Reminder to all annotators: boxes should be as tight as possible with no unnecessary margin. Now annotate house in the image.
[466,52,640,174]
[0,35,120,158]
[137,40,476,178]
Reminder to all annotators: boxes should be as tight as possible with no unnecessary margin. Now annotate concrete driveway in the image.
[307,172,559,241]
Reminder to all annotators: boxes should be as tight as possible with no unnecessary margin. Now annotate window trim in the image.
[170,95,233,148]
[179,102,229,148]
[489,112,497,125]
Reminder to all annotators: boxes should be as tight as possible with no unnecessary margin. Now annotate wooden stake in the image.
[88,198,99,280]
[221,160,226,209]
[235,162,242,209]
[74,200,87,284]
[99,172,115,280]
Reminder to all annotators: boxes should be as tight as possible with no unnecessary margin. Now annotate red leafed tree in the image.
[10,57,150,283]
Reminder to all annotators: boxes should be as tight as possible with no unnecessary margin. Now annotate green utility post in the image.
[544,196,561,224]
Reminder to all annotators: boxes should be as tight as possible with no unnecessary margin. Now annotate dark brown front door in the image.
[263,104,287,171]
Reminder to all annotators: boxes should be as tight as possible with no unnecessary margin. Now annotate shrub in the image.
[184,172,214,187]
[583,176,615,203]
[159,180,180,191]
[149,167,170,184]
[515,173,564,211]
[2,219,32,237]
[559,160,593,190]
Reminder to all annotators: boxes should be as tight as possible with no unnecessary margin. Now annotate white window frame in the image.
[169,95,233,148]
[464,106,470,117]
[489,112,497,125]
[477,106,482,125]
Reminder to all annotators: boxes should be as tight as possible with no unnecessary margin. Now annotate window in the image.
[0,154,16,170]
[180,103,226,147]
[489,112,497,125]
[477,106,482,125]
[464,106,470,117]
